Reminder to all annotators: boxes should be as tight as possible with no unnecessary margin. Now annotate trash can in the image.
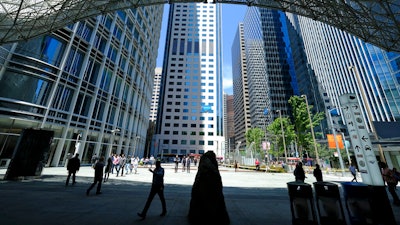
[287,182,318,225]
[313,182,345,225]
[341,182,396,225]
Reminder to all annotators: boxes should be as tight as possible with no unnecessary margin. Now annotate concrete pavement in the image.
[0,164,399,225]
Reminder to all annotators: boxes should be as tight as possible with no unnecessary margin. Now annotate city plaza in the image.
[1,163,399,225]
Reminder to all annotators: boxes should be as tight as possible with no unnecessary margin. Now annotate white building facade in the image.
[155,2,225,158]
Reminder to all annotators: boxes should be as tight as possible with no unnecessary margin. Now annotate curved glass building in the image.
[0,6,163,166]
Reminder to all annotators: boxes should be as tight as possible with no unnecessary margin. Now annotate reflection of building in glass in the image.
[155,2,225,157]
[0,6,163,166]
[286,13,400,166]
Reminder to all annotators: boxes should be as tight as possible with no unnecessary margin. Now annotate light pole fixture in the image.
[348,65,385,162]
[276,110,288,163]
[109,128,120,157]
[328,108,345,176]
[74,132,82,155]
[111,128,120,133]
[133,136,140,157]
[301,95,320,165]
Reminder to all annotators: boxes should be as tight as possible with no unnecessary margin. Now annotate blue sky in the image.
[156,4,247,95]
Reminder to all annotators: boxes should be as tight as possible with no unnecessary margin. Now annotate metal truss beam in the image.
[0,0,399,52]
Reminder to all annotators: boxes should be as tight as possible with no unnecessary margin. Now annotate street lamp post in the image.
[348,65,385,162]
[301,95,320,165]
[235,141,241,165]
[108,128,120,158]
[328,108,345,176]
[74,132,82,156]
[133,136,140,157]
[276,110,288,163]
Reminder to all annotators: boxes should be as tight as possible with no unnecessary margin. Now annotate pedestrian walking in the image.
[174,155,179,173]
[313,164,323,182]
[255,158,260,171]
[149,155,155,168]
[349,164,357,182]
[133,156,139,174]
[381,162,400,206]
[113,154,120,176]
[234,160,238,172]
[65,153,80,186]
[137,160,167,219]
[111,154,116,174]
[91,154,98,167]
[186,156,191,173]
[86,156,105,196]
[117,154,126,176]
[125,155,132,174]
[182,156,186,172]
[294,162,306,182]
[104,154,112,182]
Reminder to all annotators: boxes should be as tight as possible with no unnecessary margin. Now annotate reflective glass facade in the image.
[0,6,163,166]
[242,7,295,127]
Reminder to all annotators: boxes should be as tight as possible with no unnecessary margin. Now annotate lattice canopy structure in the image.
[0,0,399,52]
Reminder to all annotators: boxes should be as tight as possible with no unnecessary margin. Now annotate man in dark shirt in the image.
[86,156,105,196]
[137,160,167,219]
[65,153,80,186]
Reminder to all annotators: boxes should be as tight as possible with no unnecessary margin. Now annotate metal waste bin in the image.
[313,182,346,225]
[287,182,317,225]
[341,182,395,225]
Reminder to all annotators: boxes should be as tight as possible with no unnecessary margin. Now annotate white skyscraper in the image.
[150,68,162,122]
[155,2,224,158]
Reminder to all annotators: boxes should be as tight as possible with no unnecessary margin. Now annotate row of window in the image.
[165,116,214,120]
[164,131,214,135]
[162,139,214,145]
[164,123,214,128]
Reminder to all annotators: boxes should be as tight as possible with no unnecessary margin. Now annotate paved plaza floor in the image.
[0,164,399,225]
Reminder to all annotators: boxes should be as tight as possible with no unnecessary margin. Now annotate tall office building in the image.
[155,2,224,157]
[232,22,251,149]
[240,7,296,128]
[286,13,400,165]
[150,68,162,122]
[224,94,235,155]
[0,6,163,166]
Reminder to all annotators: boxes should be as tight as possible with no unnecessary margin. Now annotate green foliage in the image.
[266,116,295,159]
[288,96,325,159]
[245,128,265,158]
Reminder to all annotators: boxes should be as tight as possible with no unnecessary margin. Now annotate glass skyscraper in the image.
[0,6,163,166]
[239,7,297,128]
[155,2,224,158]
[286,13,400,166]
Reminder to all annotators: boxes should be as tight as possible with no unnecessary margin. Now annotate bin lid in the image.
[341,182,368,187]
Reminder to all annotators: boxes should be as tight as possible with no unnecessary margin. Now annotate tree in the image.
[267,116,295,160]
[288,96,325,159]
[245,128,265,158]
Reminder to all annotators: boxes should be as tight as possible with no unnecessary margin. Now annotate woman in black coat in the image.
[188,151,230,225]
[294,162,306,182]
